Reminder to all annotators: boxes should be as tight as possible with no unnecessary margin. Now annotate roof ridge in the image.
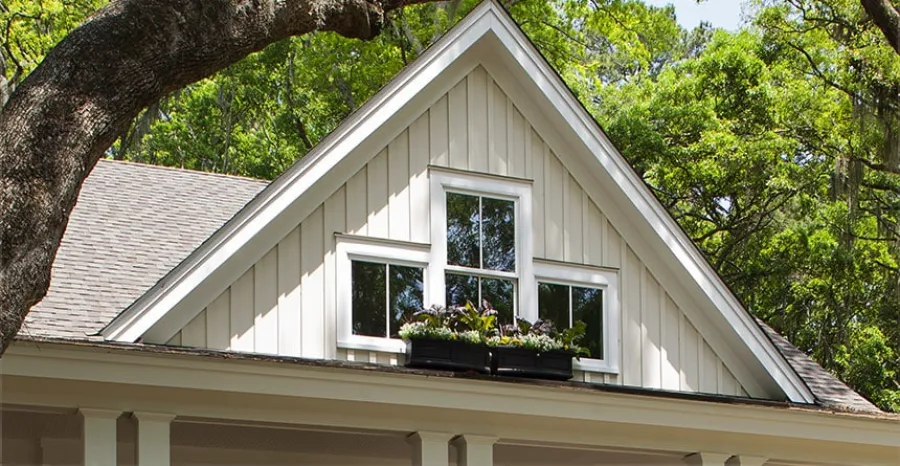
[97,158,270,185]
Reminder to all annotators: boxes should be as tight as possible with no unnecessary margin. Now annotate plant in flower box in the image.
[398,303,494,373]
[487,318,589,381]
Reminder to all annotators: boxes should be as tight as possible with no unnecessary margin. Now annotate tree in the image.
[0,0,445,355]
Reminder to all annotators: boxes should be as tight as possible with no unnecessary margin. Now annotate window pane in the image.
[446,272,478,308]
[482,277,515,326]
[352,261,386,337]
[446,192,480,268]
[481,197,516,272]
[538,282,570,330]
[389,265,424,338]
[572,286,603,359]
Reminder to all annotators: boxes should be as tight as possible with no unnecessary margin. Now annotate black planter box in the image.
[404,338,491,373]
[491,346,574,381]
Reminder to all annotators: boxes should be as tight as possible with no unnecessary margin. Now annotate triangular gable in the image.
[102,0,814,403]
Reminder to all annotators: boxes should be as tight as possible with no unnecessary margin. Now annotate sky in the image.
[643,0,747,31]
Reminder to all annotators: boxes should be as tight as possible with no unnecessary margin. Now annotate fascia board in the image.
[100,1,497,343]
[4,342,898,448]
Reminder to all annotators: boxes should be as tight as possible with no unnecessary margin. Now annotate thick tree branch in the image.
[861,0,900,54]
[0,0,437,354]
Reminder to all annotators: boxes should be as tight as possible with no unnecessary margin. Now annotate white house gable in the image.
[162,65,748,397]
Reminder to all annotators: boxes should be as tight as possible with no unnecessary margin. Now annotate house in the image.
[2,1,898,465]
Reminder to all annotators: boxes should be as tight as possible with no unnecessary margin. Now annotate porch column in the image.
[407,431,453,466]
[451,435,498,466]
[684,453,732,466]
[133,412,175,466]
[79,408,121,466]
[726,456,768,466]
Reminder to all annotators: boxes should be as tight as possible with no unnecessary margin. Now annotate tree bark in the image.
[0,0,434,354]
[861,0,900,54]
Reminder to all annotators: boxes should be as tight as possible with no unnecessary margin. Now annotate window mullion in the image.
[385,263,391,337]
[478,196,483,270]
[568,285,573,328]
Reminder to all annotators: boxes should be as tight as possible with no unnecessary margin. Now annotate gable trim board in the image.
[100,0,813,403]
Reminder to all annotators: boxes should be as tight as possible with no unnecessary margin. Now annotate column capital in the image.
[407,431,455,445]
[451,435,499,446]
[132,411,176,423]
[78,408,122,420]
[726,456,767,466]
[408,431,452,466]
[684,452,732,466]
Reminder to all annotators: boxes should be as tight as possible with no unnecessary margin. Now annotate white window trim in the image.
[336,235,431,353]
[429,168,535,320]
[534,260,620,374]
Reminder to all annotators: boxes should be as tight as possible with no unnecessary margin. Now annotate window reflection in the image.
[537,282,604,359]
[573,286,603,359]
[481,197,515,271]
[352,260,423,339]
[389,265,424,338]
[446,193,480,268]
[538,282,569,329]
[352,261,386,337]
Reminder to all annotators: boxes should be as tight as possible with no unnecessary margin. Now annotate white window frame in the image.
[429,168,536,321]
[534,259,620,374]
[336,234,431,353]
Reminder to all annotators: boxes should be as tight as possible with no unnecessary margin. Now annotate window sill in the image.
[573,358,619,375]
[338,337,406,354]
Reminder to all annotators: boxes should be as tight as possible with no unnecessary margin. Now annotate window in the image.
[337,236,430,352]
[538,282,603,359]
[534,260,619,373]
[337,167,619,374]
[351,260,424,338]
[445,192,517,324]
[430,168,535,326]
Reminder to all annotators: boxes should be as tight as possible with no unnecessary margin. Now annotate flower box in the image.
[404,338,491,374]
[491,346,574,381]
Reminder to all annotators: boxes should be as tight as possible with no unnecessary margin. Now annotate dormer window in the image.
[337,167,618,373]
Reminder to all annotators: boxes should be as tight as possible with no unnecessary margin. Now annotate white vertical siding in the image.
[277,226,302,356]
[167,66,749,397]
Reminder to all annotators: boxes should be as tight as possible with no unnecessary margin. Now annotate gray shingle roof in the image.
[19,159,884,414]
[755,318,881,413]
[20,159,267,339]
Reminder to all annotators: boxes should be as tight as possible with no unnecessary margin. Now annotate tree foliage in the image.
[3,0,900,411]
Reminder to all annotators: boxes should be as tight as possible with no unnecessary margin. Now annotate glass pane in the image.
[446,272,478,308]
[351,261,386,337]
[389,265,424,338]
[446,192,480,268]
[573,286,604,359]
[538,282,570,330]
[481,277,515,326]
[481,197,516,272]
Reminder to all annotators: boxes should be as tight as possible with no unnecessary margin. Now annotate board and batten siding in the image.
[166,66,748,397]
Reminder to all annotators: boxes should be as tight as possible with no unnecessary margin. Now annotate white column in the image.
[451,435,498,466]
[133,412,175,466]
[79,408,121,466]
[726,456,767,466]
[407,431,453,466]
[684,453,732,466]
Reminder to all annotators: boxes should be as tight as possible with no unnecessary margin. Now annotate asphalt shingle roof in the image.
[21,159,267,339]
[19,159,884,414]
